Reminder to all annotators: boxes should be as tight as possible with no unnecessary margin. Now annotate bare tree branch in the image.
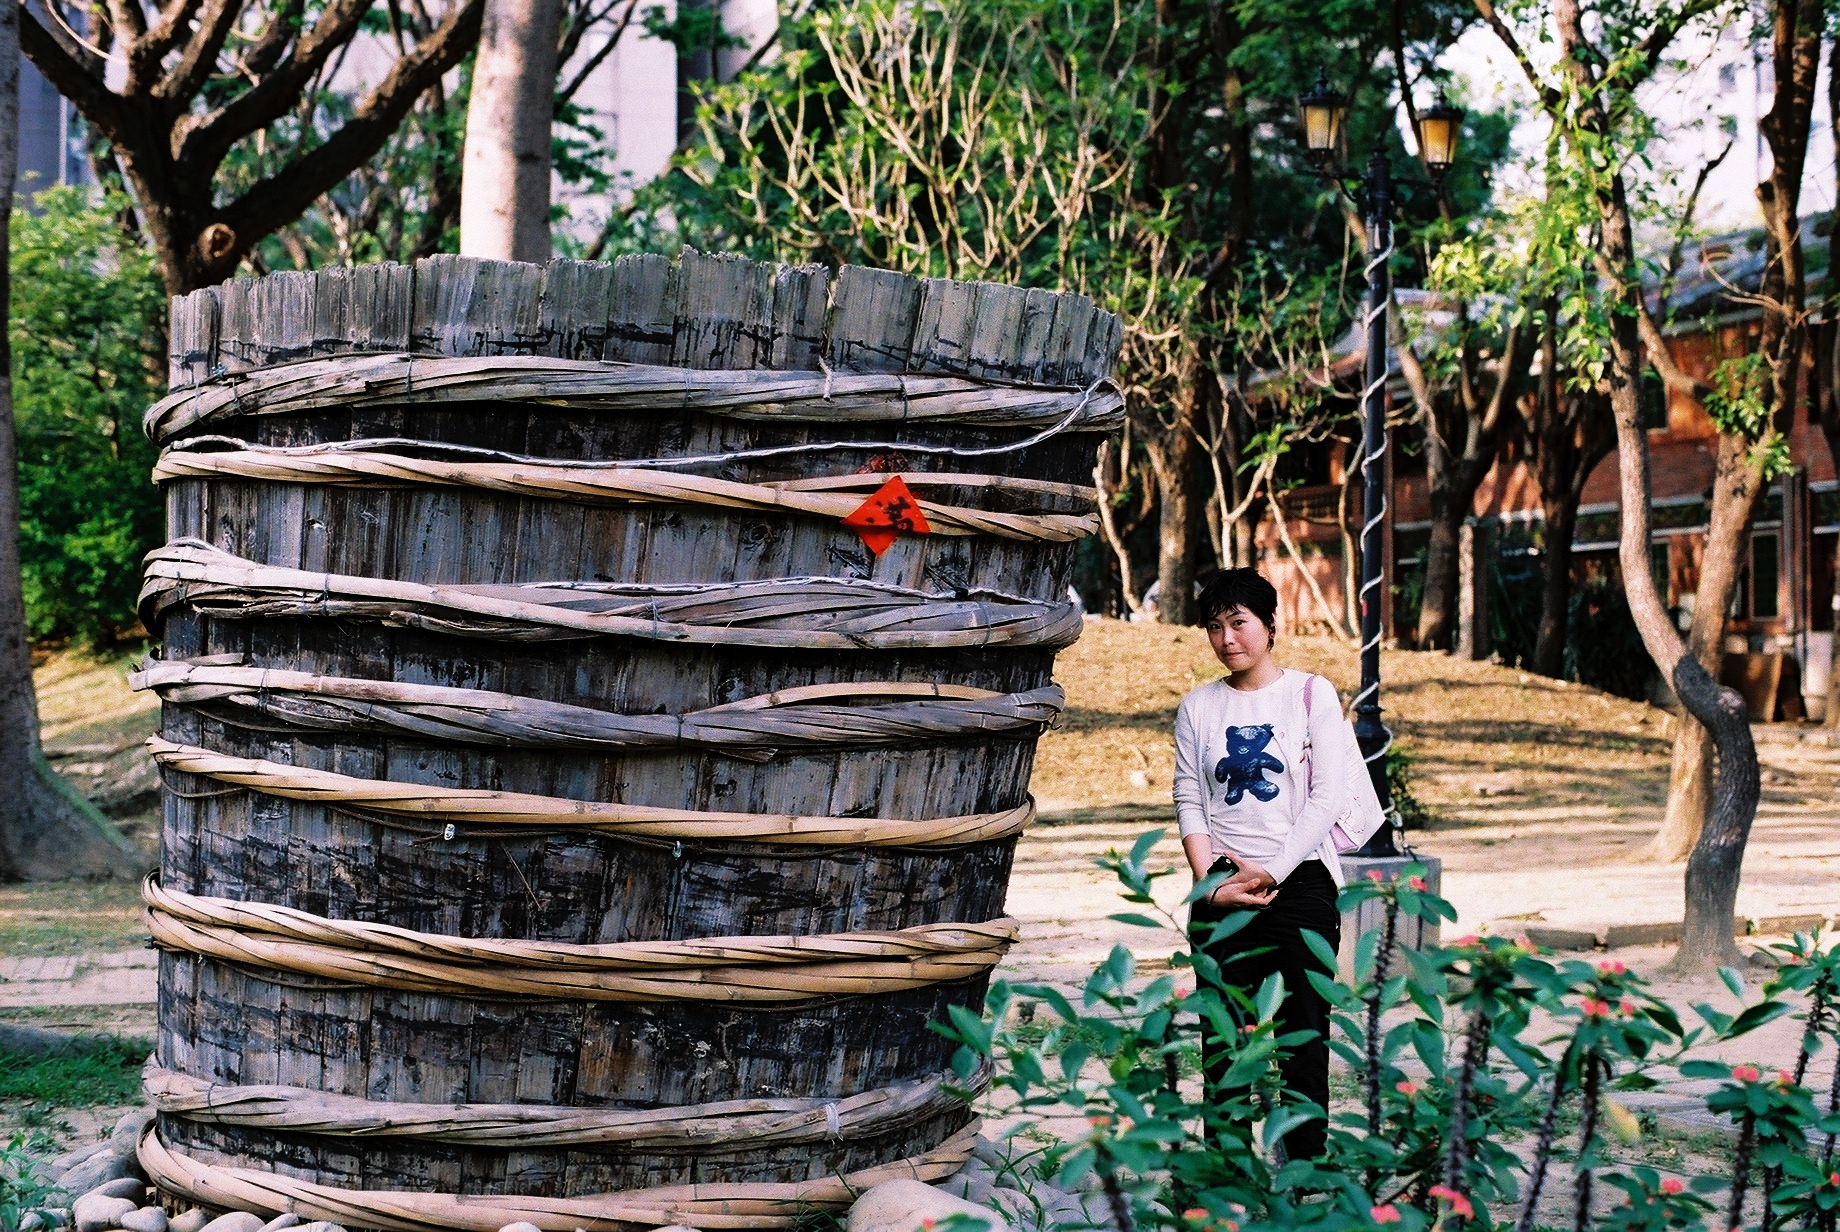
[223,0,483,253]
[173,0,373,172]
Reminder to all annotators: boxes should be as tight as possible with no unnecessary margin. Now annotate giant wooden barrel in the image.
[134,252,1121,1231]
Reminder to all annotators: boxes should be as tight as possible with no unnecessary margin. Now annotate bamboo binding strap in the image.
[140,539,1082,651]
[144,1061,985,1149]
[150,444,1097,543]
[143,877,1017,1003]
[139,1121,980,1231]
[144,352,1126,442]
[131,661,1062,755]
[147,738,1033,846]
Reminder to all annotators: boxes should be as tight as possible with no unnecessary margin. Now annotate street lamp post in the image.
[1297,73,1461,858]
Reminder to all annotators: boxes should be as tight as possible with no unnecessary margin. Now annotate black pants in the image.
[1189,860,1340,1161]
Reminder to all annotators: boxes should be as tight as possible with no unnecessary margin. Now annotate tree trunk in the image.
[1417,435,1462,651]
[1646,435,1763,860]
[458,0,563,261]
[1533,493,1577,678]
[1547,5,1754,975]
[1140,358,1207,625]
[0,0,144,881]
[1144,429,1199,625]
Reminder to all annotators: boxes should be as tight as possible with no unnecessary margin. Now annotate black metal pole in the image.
[1354,151,1399,858]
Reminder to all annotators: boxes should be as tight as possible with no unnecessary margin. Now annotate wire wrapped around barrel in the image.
[144,352,1126,442]
[150,444,1097,543]
[144,1060,987,1149]
[131,661,1063,754]
[139,1121,981,1231]
[147,738,1033,846]
[144,877,1018,1003]
[140,539,1083,651]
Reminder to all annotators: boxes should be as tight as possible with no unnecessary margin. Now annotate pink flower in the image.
[1732,1065,1762,1084]
[1827,1171,1840,1188]
[1371,1205,1403,1224]
[1598,959,1627,975]
[1396,1080,1420,1096]
[1183,1210,1208,1224]
[1366,869,1387,883]
[1428,1186,1475,1220]
[1775,1070,1795,1087]
[1087,1113,1113,1127]
[1660,1178,1685,1196]
[1408,876,1429,891]
[1618,999,1637,1018]
[1452,935,1480,948]
[1578,997,1611,1019]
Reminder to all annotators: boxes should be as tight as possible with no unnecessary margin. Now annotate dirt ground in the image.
[2,627,1836,1198]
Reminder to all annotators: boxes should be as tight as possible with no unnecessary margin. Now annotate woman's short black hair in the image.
[1197,567,1279,633]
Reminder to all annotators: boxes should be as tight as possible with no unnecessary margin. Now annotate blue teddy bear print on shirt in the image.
[1214,724,1285,804]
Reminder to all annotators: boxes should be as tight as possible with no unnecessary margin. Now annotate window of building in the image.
[1639,369,1668,431]
[1719,62,1739,94]
[1752,530,1780,620]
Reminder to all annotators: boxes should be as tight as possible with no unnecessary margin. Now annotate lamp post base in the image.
[1336,854,1443,985]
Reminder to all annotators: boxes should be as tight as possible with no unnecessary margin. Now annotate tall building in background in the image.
[16,3,91,197]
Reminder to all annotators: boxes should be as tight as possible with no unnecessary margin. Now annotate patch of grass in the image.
[0,1036,148,1107]
[0,881,146,957]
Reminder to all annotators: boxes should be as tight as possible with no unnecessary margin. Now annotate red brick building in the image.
[1256,238,1837,716]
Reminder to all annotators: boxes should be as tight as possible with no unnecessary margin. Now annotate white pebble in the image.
[197,1213,264,1232]
[497,1224,543,1232]
[86,1180,148,1203]
[168,1211,210,1232]
[72,1194,136,1232]
[120,1207,169,1232]
[260,1217,301,1232]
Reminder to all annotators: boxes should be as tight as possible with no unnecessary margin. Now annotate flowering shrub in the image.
[936,830,1840,1232]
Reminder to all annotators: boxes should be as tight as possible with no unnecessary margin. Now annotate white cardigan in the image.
[1171,670,1356,887]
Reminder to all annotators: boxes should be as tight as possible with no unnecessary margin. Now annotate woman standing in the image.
[1173,568,1359,1162]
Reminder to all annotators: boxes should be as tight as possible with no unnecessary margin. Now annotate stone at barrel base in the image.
[87,1179,150,1202]
[496,1222,543,1232]
[59,1151,139,1195]
[260,1214,301,1232]
[197,1212,264,1232]
[120,1207,168,1232]
[43,1141,113,1180]
[110,1112,155,1155]
[71,1194,137,1232]
[935,1159,995,1206]
[167,1210,210,1232]
[847,1179,1012,1232]
[291,1221,347,1232]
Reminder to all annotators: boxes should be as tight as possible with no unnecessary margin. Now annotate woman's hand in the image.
[1223,859,1276,894]
[1208,881,1277,909]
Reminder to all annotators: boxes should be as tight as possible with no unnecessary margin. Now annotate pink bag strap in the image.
[1300,673,1317,791]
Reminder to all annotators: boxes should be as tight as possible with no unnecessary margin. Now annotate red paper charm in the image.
[841,474,931,556]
